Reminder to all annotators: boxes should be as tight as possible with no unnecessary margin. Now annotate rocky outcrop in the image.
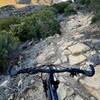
[69,54,87,65]
[68,43,90,54]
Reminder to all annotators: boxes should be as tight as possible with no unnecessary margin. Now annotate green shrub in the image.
[52,2,76,16]
[91,16,98,23]
[0,31,19,72]
[52,2,71,14]
[90,0,100,23]
[77,0,91,5]
[0,16,20,31]
[64,5,77,16]
[12,8,60,41]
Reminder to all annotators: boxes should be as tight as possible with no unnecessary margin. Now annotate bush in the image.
[64,5,77,16]
[91,16,98,23]
[90,0,100,23]
[0,31,19,73]
[0,16,20,31]
[0,7,61,72]
[52,2,76,15]
[12,8,60,41]
[77,0,91,5]
[52,2,71,14]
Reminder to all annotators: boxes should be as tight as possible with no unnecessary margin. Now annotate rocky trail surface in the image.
[0,9,100,100]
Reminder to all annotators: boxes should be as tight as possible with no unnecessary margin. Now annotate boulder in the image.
[69,55,87,65]
[68,43,90,54]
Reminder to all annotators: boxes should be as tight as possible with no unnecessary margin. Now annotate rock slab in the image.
[69,55,87,65]
[68,43,90,54]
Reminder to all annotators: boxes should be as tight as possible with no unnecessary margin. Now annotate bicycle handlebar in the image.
[8,64,95,77]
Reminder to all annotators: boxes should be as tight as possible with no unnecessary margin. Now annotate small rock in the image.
[90,51,96,55]
[74,95,83,100]
[62,50,71,55]
[68,43,90,54]
[73,34,84,40]
[59,41,73,51]
[57,83,74,100]
[36,53,46,64]
[46,51,55,59]
[69,55,87,65]
[90,97,97,100]
[28,89,34,97]
[61,54,68,63]
[31,80,35,84]
[57,40,64,45]
[8,94,14,100]
[58,76,65,82]
[0,80,9,88]
[18,80,23,87]
[66,87,74,97]
[20,98,25,100]
[89,54,100,65]
[54,59,61,65]
[92,39,100,49]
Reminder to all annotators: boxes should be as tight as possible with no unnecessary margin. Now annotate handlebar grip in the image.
[7,66,38,77]
[83,64,95,77]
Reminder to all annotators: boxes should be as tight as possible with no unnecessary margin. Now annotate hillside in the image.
[0,0,100,100]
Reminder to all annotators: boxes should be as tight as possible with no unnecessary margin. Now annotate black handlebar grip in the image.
[83,64,95,77]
